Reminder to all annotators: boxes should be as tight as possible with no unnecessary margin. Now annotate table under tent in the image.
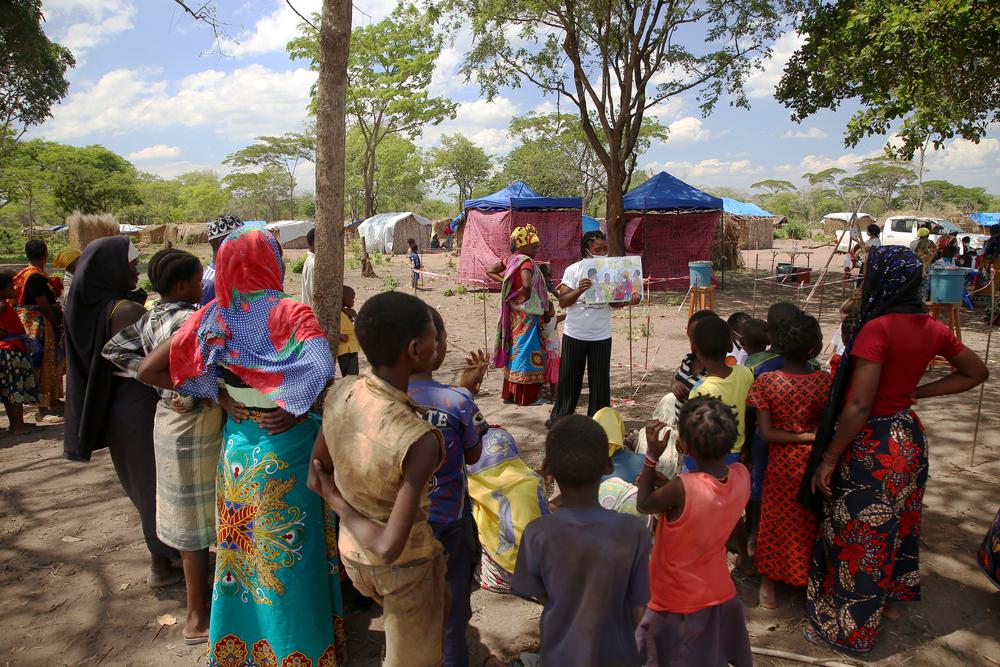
[622,171,723,290]
[458,181,582,286]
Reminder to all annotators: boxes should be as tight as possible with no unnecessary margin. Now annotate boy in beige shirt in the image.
[309,291,446,667]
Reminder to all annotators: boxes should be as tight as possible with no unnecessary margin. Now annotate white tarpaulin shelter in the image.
[267,220,314,249]
[358,212,432,254]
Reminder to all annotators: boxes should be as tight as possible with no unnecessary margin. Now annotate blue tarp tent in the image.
[582,215,601,233]
[464,180,582,211]
[623,172,723,211]
[970,212,1000,227]
[721,198,772,217]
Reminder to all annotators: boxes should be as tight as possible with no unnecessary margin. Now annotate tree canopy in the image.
[776,0,1000,160]
[0,0,75,156]
[223,132,314,219]
[449,0,796,253]
[429,134,492,209]
[289,5,456,217]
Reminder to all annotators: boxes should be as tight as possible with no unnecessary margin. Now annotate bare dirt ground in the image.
[1,238,998,666]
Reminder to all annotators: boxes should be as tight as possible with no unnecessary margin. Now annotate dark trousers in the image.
[432,511,481,667]
[549,334,612,422]
[107,376,179,561]
[337,352,359,377]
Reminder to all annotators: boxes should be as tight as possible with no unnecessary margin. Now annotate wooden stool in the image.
[689,286,715,319]
[927,302,961,368]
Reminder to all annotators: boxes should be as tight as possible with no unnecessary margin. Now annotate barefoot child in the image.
[636,397,752,667]
[409,306,489,667]
[310,291,447,667]
[337,286,360,376]
[510,414,650,667]
[747,313,830,609]
[408,238,422,293]
[687,315,754,573]
[0,271,38,434]
[102,249,223,643]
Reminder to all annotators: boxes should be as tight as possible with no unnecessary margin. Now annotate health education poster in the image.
[579,256,644,304]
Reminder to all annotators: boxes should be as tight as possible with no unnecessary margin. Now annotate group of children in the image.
[299,276,845,667]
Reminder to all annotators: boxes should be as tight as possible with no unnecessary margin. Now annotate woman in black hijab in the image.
[64,236,181,587]
[801,246,987,652]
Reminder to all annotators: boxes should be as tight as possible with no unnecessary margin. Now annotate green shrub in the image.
[348,238,362,261]
[773,227,788,240]
[381,276,400,291]
[290,255,307,274]
[455,284,468,295]
[446,256,456,271]
[139,277,153,293]
[783,221,809,240]
[346,256,360,270]
[443,288,456,297]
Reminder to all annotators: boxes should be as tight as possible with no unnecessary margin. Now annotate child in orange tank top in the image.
[635,396,752,667]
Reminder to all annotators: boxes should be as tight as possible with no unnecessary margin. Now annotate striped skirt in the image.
[153,401,224,551]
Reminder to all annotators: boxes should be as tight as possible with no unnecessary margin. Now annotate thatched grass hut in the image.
[175,223,209,245]
[67,211,119,250]
[139,224,168,245]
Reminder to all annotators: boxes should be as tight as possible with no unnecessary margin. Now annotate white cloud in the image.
[218,1,320,58]
[746,31,804,99]
[646,97,686,124]
[127,144,182,161]
[783,127,827,140]
[217,0,399,58]
[417,96,519,154]
[644,158,760,180]
[46,0,135,56]
[429,46,466,96]
[40,65,316,141]
[797,150,881,174]
[667,116,713,143]
[925,138,1000,171]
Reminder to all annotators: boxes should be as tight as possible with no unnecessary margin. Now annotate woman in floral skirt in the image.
[802,246,988,653]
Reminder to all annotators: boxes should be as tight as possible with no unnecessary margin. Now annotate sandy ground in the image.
[1,238,998,666]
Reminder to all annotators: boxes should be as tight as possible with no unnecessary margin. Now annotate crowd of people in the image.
[2,216,998,666]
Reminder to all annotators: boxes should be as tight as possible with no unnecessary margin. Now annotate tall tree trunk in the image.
[363,144,377,217]
[288,172,296,219]
[605,165,626,256]
[916,139,928,211]
[313,0,352,350]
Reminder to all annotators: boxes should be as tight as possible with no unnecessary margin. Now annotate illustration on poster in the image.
[579,256,644,304]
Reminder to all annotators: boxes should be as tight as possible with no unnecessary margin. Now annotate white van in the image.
[835,216,987,253]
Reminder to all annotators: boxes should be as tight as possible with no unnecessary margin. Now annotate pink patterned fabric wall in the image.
[459,209,582,286]
[626,211,721,291]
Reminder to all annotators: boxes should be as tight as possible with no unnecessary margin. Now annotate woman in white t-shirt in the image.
[547,231,640,427]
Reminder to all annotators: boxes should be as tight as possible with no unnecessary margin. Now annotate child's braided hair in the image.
[147,248,202,295]
[678,396,737,460]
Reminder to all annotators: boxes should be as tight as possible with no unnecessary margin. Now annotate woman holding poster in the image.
[547,230,641,427]
[487,225,550,406]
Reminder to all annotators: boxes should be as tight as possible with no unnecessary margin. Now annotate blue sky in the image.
[32,0,1000,201]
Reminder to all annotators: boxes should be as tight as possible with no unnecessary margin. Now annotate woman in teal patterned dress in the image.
[139,224,346,666]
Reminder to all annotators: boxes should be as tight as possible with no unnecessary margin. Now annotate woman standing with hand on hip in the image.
[547,231,639,427]
[486,225,550,407]
[802,245,988,653]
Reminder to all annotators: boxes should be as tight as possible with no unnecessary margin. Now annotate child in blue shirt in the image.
[408,306,488,667]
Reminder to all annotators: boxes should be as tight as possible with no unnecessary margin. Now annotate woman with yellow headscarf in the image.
[486,225,550,405]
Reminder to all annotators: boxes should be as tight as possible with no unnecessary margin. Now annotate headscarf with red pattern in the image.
[169,224,334,415]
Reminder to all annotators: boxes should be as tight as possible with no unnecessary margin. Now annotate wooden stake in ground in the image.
[311,0,352,349]
[628,304,634,391]
[971,268,996,467]
[751,252,759,317]
[482,291,488,351]
[644,284,651,370]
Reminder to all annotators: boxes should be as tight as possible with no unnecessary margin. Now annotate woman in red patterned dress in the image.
[747,312,830,609]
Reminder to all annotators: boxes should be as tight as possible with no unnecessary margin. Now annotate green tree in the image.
[429,134,492,208]
[902,179,993,213]
[173,171,229,222]
[223,132,315,218]
[224,167,287,221]
[0,139,54,231]
[289,5,456,218]
[345,128,427,216]
[452,0,794,254]
[776,0,1000,160]
[0,0,75,157]
[750,179,797,195]
[43,144,140,214]
[852,158,916,211]
[119,172,182,225]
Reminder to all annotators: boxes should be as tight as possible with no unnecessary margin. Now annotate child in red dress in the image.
[747,312,831,609]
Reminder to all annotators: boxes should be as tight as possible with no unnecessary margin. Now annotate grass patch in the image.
[290,255,307,274]
[381,276,400,291]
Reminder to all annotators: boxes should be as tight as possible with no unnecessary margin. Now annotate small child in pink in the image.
[542,301,565,400]
[635,396,752,667]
